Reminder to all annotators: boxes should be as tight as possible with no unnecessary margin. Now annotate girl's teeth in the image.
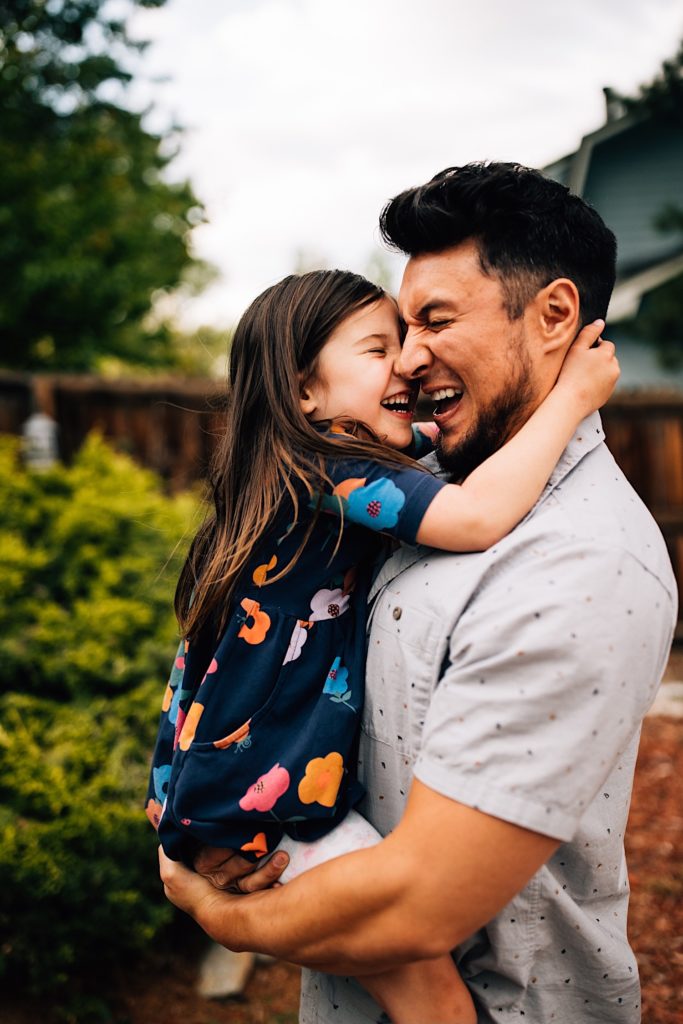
[381,394,411,409]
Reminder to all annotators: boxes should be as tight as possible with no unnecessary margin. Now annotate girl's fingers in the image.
[573,318,605,349]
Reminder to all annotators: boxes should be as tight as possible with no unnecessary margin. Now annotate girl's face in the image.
[300,296,417,449]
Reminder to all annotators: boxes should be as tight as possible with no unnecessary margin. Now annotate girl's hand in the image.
[414,421,440,444]
[556,319,620,415]
[194,844,289,893]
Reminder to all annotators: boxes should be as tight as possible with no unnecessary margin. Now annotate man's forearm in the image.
[196,840,432,974]
[163,780,558,973]
[185,778,557,970]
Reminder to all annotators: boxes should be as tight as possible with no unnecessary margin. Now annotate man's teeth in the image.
[432,387,463,401]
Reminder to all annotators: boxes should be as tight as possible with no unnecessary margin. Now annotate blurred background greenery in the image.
[0,0,226,376]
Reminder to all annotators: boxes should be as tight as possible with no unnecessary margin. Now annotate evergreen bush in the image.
[0,434,198,996]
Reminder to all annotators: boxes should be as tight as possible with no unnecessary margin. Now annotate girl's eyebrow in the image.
[352,333,389,347]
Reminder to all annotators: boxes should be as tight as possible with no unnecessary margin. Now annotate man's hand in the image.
[193,845,290,893]
[159,846,225,919]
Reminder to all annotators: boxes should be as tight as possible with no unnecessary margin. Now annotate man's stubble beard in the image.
[435,338,536,483]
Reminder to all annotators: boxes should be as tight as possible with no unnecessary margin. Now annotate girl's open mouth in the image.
[380,388,418,417]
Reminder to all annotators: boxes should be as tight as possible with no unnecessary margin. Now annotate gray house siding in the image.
[582,121,683,277]
[543,114,683,392]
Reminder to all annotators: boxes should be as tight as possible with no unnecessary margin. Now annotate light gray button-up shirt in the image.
[300,413,677,1024]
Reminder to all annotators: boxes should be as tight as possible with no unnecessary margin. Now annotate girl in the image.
[148,270,618,1024]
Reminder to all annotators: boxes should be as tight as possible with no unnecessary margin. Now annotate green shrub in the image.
[0,433,198,699]
[0,434,199,997]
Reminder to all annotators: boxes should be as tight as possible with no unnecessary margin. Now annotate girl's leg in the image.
[362,957,476,1024]
[273,813,476,1023]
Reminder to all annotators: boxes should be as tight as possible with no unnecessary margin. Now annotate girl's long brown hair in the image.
[176,270,424,640]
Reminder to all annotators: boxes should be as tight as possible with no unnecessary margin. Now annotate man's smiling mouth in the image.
[431,386,464,417]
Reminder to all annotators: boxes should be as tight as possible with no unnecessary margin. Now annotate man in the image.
[160,163,677,1022]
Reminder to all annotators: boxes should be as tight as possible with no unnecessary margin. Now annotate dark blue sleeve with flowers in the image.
[320,449,446,545]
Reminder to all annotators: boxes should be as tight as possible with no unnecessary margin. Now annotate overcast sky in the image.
[127,0,683,327]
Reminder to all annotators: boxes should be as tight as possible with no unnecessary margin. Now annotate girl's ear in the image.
[299,377,319,417]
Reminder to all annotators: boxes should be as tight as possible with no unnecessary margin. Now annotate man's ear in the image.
[532,279,580,354]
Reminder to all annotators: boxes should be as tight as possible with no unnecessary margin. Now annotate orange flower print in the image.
[333,477,366,500]
[240,832,269,858]
[342,565,358,595]
[178,701,205,750]
[239,763,290,812]
[213,718,252,750]
[252,555,277,586]
[145,798,163,830]
[238,598,272,645]
[298,752,344,808]
[161,683,173,712]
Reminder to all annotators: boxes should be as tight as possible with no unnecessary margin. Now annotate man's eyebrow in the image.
[416,300,455,319]
[400,299,456,322]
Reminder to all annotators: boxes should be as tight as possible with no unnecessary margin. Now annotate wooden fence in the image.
[2,372,682,637]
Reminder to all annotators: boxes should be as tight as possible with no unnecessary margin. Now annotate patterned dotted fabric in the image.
[301,413,678,1024]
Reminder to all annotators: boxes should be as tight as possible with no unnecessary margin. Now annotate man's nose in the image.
[397,328,433,380]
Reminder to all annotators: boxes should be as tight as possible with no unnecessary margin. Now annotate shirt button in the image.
[393,606,402,620]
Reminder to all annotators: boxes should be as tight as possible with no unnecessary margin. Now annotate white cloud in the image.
[127,0,683,325]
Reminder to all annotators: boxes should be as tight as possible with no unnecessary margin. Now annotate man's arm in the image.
[160,777,558,974]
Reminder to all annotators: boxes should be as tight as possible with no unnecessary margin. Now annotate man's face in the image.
[397,242,541,480]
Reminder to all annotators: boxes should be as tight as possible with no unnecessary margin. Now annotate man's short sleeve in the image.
[414,537,675,841]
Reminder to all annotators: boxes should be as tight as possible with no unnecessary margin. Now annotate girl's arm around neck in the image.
[415,322,619,552]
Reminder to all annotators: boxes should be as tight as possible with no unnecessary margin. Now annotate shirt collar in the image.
[369,411,605,602]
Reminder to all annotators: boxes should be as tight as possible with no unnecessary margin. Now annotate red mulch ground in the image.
[6,655,683,1024]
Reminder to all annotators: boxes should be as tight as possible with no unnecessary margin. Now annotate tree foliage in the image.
[0,0,213,371]
[604,39,683,128]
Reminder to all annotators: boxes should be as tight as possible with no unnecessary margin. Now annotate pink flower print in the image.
[239,763,291,812]
[309,587,350,622]
[283,620,313,665]
[200,657,218,685]
[173,707,186,750]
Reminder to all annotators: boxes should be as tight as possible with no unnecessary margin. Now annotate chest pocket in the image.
[364,589,447,756]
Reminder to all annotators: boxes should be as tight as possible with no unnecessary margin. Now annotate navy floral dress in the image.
[147,436,445,866]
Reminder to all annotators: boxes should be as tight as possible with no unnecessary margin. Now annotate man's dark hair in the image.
[380,162,617,324]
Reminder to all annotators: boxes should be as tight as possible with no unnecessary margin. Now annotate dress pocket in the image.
[178,602,302,751]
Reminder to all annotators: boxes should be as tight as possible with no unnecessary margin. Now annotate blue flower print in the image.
[345,478,405,531]
[323,656,349,696]
[323,656,356,711]
[168,645,185,689]
[169,685,182,725]
[169,681,194,725]
[153,764,172,804]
